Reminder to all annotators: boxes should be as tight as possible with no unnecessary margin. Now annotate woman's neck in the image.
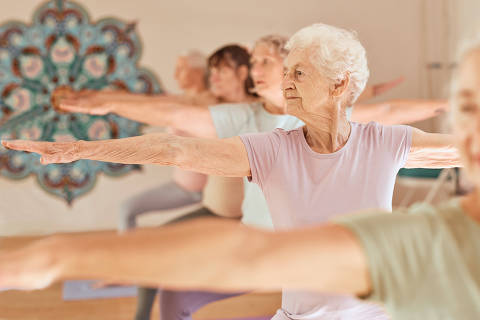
[302,106,351,154]
[460,191,480,223]
[220,90,253,103]
[262,98,286,115]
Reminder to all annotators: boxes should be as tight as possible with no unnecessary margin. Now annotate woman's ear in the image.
[236,65,249,82]
[331,74,350,98]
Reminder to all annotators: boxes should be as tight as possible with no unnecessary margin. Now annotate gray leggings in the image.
[119,181,203,231]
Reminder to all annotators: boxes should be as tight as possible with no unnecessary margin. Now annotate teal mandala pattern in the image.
[0,0,163,204]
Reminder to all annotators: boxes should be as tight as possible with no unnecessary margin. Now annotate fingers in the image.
[1,140,76,164]
[1,140,45,153]
[57,99,89,113]
[58,99,107,115]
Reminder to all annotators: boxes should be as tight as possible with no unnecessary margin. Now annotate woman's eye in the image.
[295,70,304,78]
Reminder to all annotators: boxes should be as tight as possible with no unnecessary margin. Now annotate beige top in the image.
[202,176,244,218]
[337,198,480,320]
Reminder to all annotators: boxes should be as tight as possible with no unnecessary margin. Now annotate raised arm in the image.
[356,76,405,103]
[1,134,250,177]
[351,99,449,125]
[55,89,218,138]
[405,128,461,168]
[0,218,370,295]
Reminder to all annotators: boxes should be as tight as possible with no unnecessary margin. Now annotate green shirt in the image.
[336,198,480,320]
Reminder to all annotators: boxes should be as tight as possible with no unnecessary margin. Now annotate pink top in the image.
[240,121,412,319]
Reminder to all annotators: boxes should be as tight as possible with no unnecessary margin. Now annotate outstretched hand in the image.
[52,87,115,115]
[0,238,64,291]
[1,140,80,164]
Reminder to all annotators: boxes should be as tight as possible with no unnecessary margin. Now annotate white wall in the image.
[0,0,461,235]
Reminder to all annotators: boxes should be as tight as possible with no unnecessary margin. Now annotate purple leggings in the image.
[159,289,244,320]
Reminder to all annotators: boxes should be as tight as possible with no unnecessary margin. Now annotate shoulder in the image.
[210,102,259,113]
[337,200,450,236]
[208,102,258,124]
[353,121,411,145]
[283,116,304,130]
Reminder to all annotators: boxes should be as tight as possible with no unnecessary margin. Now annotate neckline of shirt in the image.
[296,122,357,159]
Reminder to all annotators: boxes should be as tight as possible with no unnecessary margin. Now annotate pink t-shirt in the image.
[240,121,412,319]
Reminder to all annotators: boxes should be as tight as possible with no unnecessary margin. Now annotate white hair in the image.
[286,23,369,106]
[180,49,207,70]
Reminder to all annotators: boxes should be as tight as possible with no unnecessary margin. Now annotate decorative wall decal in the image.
[0,0,163,204]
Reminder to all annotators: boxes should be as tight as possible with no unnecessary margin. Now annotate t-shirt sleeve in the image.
[372,123,412,169]
[239,129,282,189]
[209,103,252,139]
[334,207,436,306]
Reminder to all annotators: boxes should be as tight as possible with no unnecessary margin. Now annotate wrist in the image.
[36,235,78,283]
[74,140,88,161]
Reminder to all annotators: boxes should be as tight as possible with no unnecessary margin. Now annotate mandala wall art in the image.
[0,0,163,204]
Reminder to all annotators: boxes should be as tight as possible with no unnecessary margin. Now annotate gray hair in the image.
[254,34,290,59]
[179,49,207,70]
[286,23,370,106]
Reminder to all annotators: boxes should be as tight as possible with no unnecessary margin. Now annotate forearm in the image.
[352,99,448,125]
[57,221,268,291]
[113,97,217,138]
[76,133,182,166]
[406,131,462,168]
[112,95,177,126]
[53,221,367,294]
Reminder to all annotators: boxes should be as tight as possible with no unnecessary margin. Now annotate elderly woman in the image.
[2,23,460,319]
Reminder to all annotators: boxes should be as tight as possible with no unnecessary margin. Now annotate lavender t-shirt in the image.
[240,121,412,319]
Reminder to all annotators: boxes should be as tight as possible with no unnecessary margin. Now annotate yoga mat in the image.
[62,280,138,300]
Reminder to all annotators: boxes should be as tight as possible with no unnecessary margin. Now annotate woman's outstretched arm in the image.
[1,134,250,177]
[0,218,370,295]
[55,89,218,138]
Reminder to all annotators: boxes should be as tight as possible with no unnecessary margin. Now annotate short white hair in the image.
[180,49,207,70]
[286,23,369,106]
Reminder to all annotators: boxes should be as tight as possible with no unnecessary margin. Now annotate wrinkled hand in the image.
[52,87,115,115]
[0,238,63,291]
[1,140,81,164]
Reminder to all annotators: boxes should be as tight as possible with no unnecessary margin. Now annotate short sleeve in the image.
[366,122,412,170]
[239,129,283,189]
[334,208,436,306]
[209,103,254,138]
[384,124,412,169]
